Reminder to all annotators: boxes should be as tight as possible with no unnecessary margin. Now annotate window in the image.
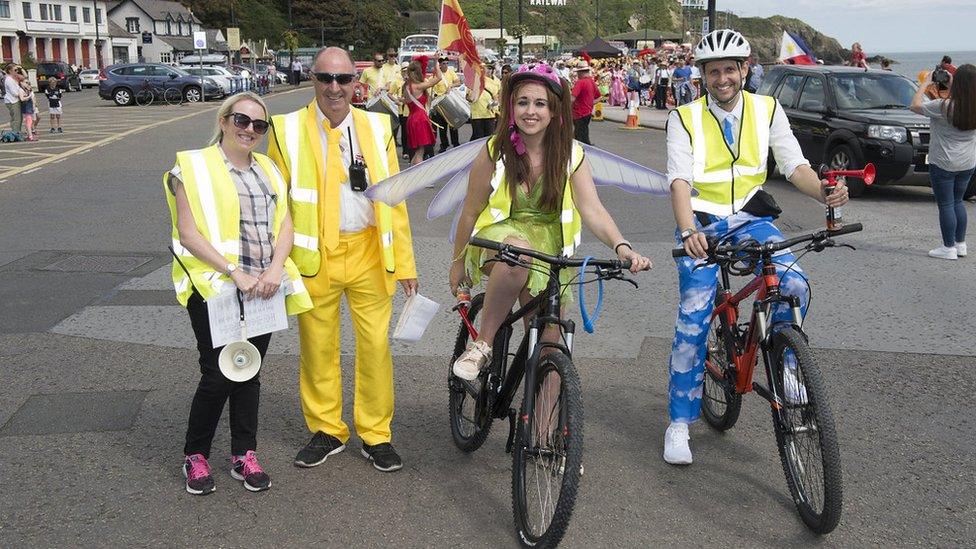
[39,3,47,20]
[53,4,61,20]
[160,52,172,64]
[797,77,827,112]
[22,2,31,19]
[126,17,140,33]
[129,65,149,77]
[69,6,76,22]
[82,6,90,23]
[0,1,10,19]
[177,21,183,35]
[776,74,806,109]
[166,20,172,35]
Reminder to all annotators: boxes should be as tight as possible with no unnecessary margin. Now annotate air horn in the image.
[819,163,875,229]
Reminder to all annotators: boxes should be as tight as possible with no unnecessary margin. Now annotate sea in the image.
[875,50,976,80]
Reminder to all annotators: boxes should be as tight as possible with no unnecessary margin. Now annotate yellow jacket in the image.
[267,102,417,295]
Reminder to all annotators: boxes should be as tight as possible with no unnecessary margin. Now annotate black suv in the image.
[35,62,81,92]
[758,64,974,197]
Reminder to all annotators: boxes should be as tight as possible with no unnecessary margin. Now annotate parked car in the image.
[98,63,223,106]
[758,64,975,197]
[79,69,99,89]
[36,62,81,92]
[179,65,238,96]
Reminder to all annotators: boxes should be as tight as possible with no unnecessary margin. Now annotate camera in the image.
[932,65,951,89]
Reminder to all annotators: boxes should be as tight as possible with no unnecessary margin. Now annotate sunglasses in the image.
[374,58,384,63]
[313,72,356,85]
[226,112,270,134]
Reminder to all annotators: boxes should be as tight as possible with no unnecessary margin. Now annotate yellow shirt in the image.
[470,76,501,120]
[360,66,384,95]
[380,63,400,89]
[432,67,459,97]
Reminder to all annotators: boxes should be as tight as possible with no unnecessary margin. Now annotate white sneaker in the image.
[957,242,967,257]
[663,422,693,465]
[782,365,809,405]
[452,340,492,381]
[928,245,958,260]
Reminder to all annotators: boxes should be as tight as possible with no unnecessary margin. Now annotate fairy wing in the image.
[581,143,672,196]
[364,137,489,205]
[427,165,473,220]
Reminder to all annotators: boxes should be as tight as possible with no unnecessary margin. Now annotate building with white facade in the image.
[106,0,218,64]
[1,1,112,68]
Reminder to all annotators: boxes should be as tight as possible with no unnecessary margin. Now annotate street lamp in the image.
[92,0,101,69]
[517,0,523,63]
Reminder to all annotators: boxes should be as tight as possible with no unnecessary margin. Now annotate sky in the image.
[716,0,976,53]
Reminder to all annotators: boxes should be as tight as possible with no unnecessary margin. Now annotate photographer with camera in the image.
[926,62,953,100]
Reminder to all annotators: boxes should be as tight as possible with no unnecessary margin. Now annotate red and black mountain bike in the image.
[672,222,863,534]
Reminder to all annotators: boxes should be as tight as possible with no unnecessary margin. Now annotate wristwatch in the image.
[226,263,238,275]
[680,228,698,242]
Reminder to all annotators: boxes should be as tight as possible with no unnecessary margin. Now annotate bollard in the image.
[620,98,645,130]
[593,102,604,122]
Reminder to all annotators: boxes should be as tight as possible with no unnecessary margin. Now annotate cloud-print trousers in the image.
[668,211,809,423]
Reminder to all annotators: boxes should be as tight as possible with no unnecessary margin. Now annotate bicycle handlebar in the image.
[470,237,632,270]
[671,223,863,258]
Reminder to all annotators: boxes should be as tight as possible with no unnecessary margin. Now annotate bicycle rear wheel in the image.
[163,87,183,105]
[701,313,742,431]
[448,293,492,452]
[769,327,843,534]
[134,89,154,107]
[512,351,582,548]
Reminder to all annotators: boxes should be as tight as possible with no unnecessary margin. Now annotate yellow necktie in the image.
[322,124,346,250]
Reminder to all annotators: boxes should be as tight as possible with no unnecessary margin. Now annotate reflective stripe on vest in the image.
[472,138,585,257]
[271,105,397,275]
[676,92,774,216]
[164,144,312,315]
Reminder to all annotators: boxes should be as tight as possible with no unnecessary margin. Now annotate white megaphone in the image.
[218,290,262,382]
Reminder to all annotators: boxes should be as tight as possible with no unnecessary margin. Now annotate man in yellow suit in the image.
[468,60,501,140]
[430,56,462,152]
[268,47,419,472]
[359,52,386,99]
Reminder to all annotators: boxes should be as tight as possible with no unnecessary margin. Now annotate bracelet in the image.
[613,242,633,255]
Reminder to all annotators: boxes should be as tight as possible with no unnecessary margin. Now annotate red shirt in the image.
[571,77,599,120]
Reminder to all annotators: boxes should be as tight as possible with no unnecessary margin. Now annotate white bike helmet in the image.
[694,29,751,65]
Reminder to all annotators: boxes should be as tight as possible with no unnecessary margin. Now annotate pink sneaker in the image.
[231,450,271,492]
[182,453,215,495]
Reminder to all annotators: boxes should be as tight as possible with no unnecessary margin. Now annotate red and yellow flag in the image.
[438,0,485,100]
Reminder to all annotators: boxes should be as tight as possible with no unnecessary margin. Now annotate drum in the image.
[430,89,471,128]
[639,74,652,86]
[366,91,400,131]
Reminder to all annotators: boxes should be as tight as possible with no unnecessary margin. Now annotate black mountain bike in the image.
[449,237,637,548]
[135,78,182,107]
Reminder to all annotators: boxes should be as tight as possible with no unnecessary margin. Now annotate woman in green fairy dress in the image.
[450,64,652,381]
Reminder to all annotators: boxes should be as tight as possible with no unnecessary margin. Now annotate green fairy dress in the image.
[465,179,575,301]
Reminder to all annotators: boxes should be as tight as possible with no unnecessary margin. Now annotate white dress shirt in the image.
[666,92,809,191]
[315,106,376,232]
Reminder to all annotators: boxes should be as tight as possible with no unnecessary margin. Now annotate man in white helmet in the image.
[662,29,850,465]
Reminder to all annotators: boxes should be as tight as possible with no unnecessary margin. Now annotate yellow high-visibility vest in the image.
[163,144,312,315]
[675,91,776,216]
[473,137,586,257]
[269,103,399,277]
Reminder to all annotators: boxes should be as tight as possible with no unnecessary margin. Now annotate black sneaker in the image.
[294,431,345,468]
[183,454,216,495]
[361,442,403,472]
[231,450,271,492]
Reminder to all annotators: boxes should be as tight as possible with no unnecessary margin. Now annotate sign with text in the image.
[193,31,207,50]
[226,27,241,51]
[529,0,567,5]
[681,0,705,7]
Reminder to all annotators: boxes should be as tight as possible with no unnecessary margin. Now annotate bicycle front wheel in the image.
[769,327,843,534]
[163,87,183,105]
[512,351,582,548]
[448,292,492,452]
[701,313,742,431]
[134,89,154,107]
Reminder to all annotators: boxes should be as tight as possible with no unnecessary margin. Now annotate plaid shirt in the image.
[168,149,277,275]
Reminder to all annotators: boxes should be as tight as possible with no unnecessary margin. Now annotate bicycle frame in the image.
[706,259,805,406]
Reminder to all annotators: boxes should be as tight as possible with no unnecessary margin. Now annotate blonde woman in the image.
[164,92,312,495]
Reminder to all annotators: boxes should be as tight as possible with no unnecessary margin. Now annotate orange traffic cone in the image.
[593,101,605,121]
[620,98,644,130]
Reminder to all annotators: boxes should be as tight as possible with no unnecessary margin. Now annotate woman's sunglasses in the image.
[313,72,356,85]
[226,112,270,134]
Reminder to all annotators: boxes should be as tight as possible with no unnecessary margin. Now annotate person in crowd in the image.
[910,65,976,260]
[45,78,63,134]
[19,79,37,141]
[555,59,571,81]
[626,60,643,108]
[671,57,694,106]
[291,58,303,87]
[745,54,764,92]
[570,62,599,145]
[165,91,312,495]
[469,60,501,140]
[664,30,849,465]
[430,56,461,152]
[402,57,442,165]
[267,47,418,473]
[380,49,401,87]
[848,42,868,69]
[941,55,957,76]
[449,63,651,381]
[610,62,627,107]
[360,52,386,98]
[501,64,513,82]
[3,64,24,138]
[394,61,412,160]
[653,58,670,110]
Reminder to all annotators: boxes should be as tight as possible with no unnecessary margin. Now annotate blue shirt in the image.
[672,67,692,81]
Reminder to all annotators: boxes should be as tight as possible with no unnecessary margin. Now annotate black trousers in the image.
[431,111,460,149]
[654,84,668,109]
[470,118,496,140]
[183,292,272,458]
[573,115,592,145]
[399,115,412,158]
